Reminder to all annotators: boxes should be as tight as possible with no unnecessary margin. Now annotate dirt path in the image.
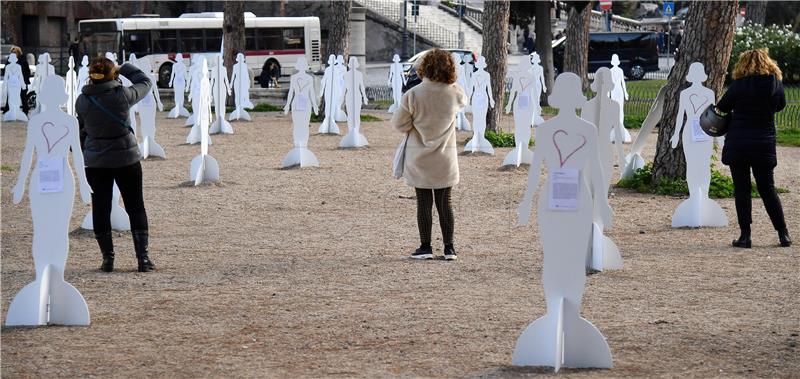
[2,111,798,378]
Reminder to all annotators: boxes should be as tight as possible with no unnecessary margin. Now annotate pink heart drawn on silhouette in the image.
[519,77,532,91]
[42,122,69,153]
[688,94,709,114]
[553,129,587,168]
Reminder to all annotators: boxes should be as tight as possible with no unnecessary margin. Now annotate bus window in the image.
[283,28,305,50]
[152,30,177,54]
[179,29,204,52]
[258,28,282,50]
[127,31,151,57]
[245,28,257,51]
[205,29,222,52]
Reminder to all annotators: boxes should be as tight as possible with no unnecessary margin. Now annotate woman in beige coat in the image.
[392,49,468,260]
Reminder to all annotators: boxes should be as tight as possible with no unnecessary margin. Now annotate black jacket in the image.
[76,63,151,168]
[717,74,786,166]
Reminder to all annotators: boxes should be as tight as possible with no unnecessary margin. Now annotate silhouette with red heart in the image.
[7,75,92,326]
[514,73,614,370]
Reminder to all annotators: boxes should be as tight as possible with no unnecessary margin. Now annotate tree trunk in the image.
[223,1,245,105]
[652,2,738,183]
[745,1,767,25]
[563,2,591,93]
[327,0,352,59]
[534,1,555,103]
[481,0,510,132]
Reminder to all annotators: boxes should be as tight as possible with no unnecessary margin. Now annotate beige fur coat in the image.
[391,78,467,189]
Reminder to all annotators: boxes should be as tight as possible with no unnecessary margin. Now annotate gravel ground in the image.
[1,110,798,378]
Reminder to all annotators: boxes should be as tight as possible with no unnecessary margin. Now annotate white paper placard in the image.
[548,168,579,211]
[690,117,710,142]
[38,157,64,193]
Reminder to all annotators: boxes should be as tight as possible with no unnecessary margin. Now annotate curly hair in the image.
[416,49,457,84]
[732,48,782,81]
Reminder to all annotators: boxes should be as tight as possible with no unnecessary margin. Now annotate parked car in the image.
[402,48,476,92]
[552,32,660,80]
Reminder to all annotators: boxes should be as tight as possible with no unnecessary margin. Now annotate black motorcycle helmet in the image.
[699,105,730,137]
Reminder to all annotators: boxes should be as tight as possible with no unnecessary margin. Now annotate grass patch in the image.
[777,127,800,147]
[484,130,533,148]
[616,162,789,198]
[251,103,284,112]
[1,164,14,172]
[371,99,393,108]
[624,114,647,129]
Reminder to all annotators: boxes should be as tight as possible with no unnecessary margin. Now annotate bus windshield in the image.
[80,32,120,57]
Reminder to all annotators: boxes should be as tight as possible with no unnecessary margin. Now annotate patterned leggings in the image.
[415,187,454,246]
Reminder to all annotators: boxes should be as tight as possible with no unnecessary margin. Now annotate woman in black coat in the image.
[76,57,156,272]
[717,48,791,248]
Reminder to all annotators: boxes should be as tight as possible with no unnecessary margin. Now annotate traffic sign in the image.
[663,2,675,17]
[599,0,612,11]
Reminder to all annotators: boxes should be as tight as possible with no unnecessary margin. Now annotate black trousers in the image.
[86,162,148,234]
[729,162,786,231]
[415,187,455,246]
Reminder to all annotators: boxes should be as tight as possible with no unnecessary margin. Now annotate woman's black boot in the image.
[778,229,792,247]
[131,230,155,272]
[95,231,115,272]
[732,225,751,248]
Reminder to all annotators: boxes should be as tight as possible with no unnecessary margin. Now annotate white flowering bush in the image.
[730,23,800,82]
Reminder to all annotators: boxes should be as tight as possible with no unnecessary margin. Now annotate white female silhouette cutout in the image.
[64,56,78,116]
[168,54,191,119]
[514,73,613,371]
[503,59,539,165]
[186,57,213,146]
[622,83,668,179]
[189,58,220,185]
[29,53,55,114]
[282,57,320,168]
[669,62,728,228]
[453,53,472,132]
[529,52,547,126]
[136,60,165,159]
[466,56,494,154]
[463,54,475,108]
[609,54,632,143]
[209,51,233,135]
[334,55,348,122]
[185,56,205,127]
[387,54,407,113]
[229,53,255,121]
[2,53,29,122]
[77,56,90,96]
[318,55,341,134]
[579,67,624,271]
[7,75,92,326]
[339,57,369,148]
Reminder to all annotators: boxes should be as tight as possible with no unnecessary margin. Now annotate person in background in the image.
[269,61,281,88]
[717,48,791,248]
[75,57,157,272]
[1,46,31,114]
[391,49,467,261]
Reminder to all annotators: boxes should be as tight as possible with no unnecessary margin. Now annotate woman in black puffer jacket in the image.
[76,57,155,272]
[717,49,791,248]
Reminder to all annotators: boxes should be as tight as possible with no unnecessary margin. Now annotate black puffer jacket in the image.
[76,63,151,168]
[716,74,786,167]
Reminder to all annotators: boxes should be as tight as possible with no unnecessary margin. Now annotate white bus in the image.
[78,13,322,87]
